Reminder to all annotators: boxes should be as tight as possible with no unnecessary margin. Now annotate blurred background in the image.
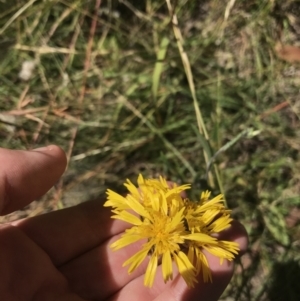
[0,0,300,300]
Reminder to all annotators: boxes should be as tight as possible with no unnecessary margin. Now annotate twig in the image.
[258,101,289,119]
[52,0,102,209]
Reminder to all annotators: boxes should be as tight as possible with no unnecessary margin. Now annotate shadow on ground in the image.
[268,260,300,301]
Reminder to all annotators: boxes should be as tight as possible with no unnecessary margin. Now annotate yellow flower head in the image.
[103,174,239,288]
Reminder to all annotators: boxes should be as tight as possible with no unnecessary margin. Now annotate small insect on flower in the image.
[103,174,239,288]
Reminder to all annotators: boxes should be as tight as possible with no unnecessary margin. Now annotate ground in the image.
[0,1,300,300]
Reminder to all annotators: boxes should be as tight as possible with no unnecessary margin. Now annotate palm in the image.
[0,146,247,301]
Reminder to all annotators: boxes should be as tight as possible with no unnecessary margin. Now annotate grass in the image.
[1,0,300,300]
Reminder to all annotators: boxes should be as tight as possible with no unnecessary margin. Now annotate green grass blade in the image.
[152,36,169,102]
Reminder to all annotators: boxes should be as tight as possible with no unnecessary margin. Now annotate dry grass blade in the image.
[165,0,208,140]
[0,0,38,35]
[224,0,236,21]
[14,44,79,54]
[165,0,224,198]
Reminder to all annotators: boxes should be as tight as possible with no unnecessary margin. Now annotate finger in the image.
[0,145,67,215]
[0,224,86,301]
[216,219,248,256]
[59,234,149,300]
[58,220,247,300]
[15,180,188,265]
[107,257,233,301]
[15,200,129,265]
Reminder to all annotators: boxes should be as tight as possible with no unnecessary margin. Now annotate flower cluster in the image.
[103,174,239,288]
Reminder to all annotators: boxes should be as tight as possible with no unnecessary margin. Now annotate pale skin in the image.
[0,146,248,301]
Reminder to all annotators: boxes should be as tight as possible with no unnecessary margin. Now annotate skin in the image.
[0,146,248,301]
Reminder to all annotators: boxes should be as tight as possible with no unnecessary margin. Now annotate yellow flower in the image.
[103,174,239,288]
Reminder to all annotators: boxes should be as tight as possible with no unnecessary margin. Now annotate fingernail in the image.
[32,145,53,152]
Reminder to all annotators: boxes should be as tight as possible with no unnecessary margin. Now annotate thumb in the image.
[0,145,67,215]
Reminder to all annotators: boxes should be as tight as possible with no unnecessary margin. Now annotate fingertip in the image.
[232,221,248,257]
[32,145,67,175]
[0,145,67,215]
[227,220,248,257]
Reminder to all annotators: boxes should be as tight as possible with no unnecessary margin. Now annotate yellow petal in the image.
[161,193,168,215]
[165,184,191,198]
[126,194,152,220]
[196,251,212,282]
[137,173,145,186]
[203,245,237,261]
[174,251,197,288]
[104,190,129,209]
[209,215,232,233]
[218,240,240,253]
[123,248,149,273]
[150,193,161,212]
[144,254,158,287]
[110,233,142,250]
[182,233,218,244]
[162,250,173,282]
[124,179,140,198]
[196,194,224,212]
[187,245,195,268]
[200,190,211,201]
[111,210,142,225]
[169,207,185,230]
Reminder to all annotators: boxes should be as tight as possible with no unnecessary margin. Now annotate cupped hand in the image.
[0,146,248,301]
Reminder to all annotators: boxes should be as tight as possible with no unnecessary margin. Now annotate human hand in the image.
[0,146,248,301]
